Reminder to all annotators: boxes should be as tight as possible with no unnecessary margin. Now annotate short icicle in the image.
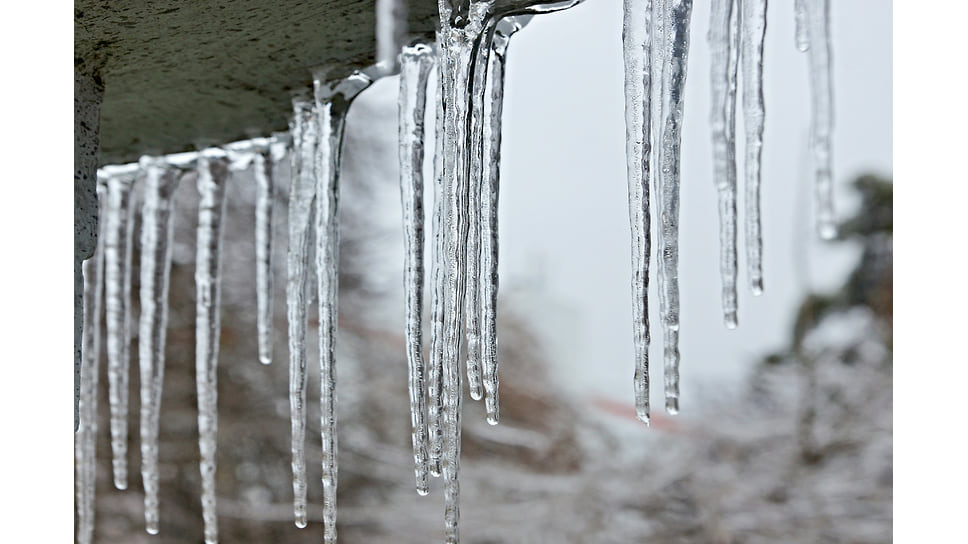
[314,68,374,544]
[398,43,435,496]
[254,149,276,365]
[137,158,181,535]
[655,0,694,415]
[622,0,654,423]
[287,97,318,530]
[708,0,740,328]
[103,165,138,490]
[804,0,835,239]
[741,0,767,294]
[194,152,231,544]
[794,0,809,52]
[76,177,107,544]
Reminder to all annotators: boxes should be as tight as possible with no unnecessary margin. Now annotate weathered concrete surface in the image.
[75,0,554,165]
[74,63,103,430]
[75,0,441,165]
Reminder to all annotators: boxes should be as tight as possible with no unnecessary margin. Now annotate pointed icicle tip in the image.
[751,278,764,296]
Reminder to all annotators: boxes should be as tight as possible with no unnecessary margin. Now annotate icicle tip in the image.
[818,223,837,241]
[635,410,651,427]
[751,278,764,296]
[665,397,680,415]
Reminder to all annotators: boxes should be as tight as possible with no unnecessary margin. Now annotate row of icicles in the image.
[75,0,834,542]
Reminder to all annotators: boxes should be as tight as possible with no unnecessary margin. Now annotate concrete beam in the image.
[74,62,103,430]
[75,0,441,165]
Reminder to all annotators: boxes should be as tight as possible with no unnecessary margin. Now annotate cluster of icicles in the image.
[75,0,835,542]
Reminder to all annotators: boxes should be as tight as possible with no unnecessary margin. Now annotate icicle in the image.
[287,97,318,529]
[76,177,107,544]
[708,0,740,328]
[655,0,693,415]
[195,152,230,544]
[804,0,835,239]
[622,0,654,423]
[427,46,446,478]
[478,15,530,426]
[314,68,374,544]
[137,158,180,535]
[794,0,809,52]
[742,0,767,294]
[463,28,489,406]
[435,3,487,540]
[398,43,435,496]
[254,149,275,364]
[376,0,408,74]
[103,165,137,490]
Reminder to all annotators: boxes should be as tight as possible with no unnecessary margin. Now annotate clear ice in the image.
[708,0,740,329]
[435,3,485,540]
[254,148,276,365]
[102,165,137,490]
[655,0,693,415]
[287,97,318,529]
[427,45,447,478]
[742,0,767,294]
[623,0,655,423]
[803,0,835,239]
[314,68,375,544]
[194,152,231,544]
[398,42,435,495]
[137,158,180,535]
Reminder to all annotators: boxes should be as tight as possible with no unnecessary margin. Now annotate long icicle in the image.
[742,0,767,294]
[427,43,447,478]
[103,166,137,490]
[398,43,435,496]
[195,152,230,544]
[287,97,318,529]
[471,14,532,426]
[463,23,490,405]
[622,0,654,424]
[656,0,693,415]
[254,149,275,365]
[478,16,528,427]
[314,68,374,544]
[804,0,835,239]
[76,177,107,544]
[437,2,485,539]
[708,0,740,328]
[137,158,180,535]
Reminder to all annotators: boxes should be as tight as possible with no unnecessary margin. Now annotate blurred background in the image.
[80,0,892,542]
